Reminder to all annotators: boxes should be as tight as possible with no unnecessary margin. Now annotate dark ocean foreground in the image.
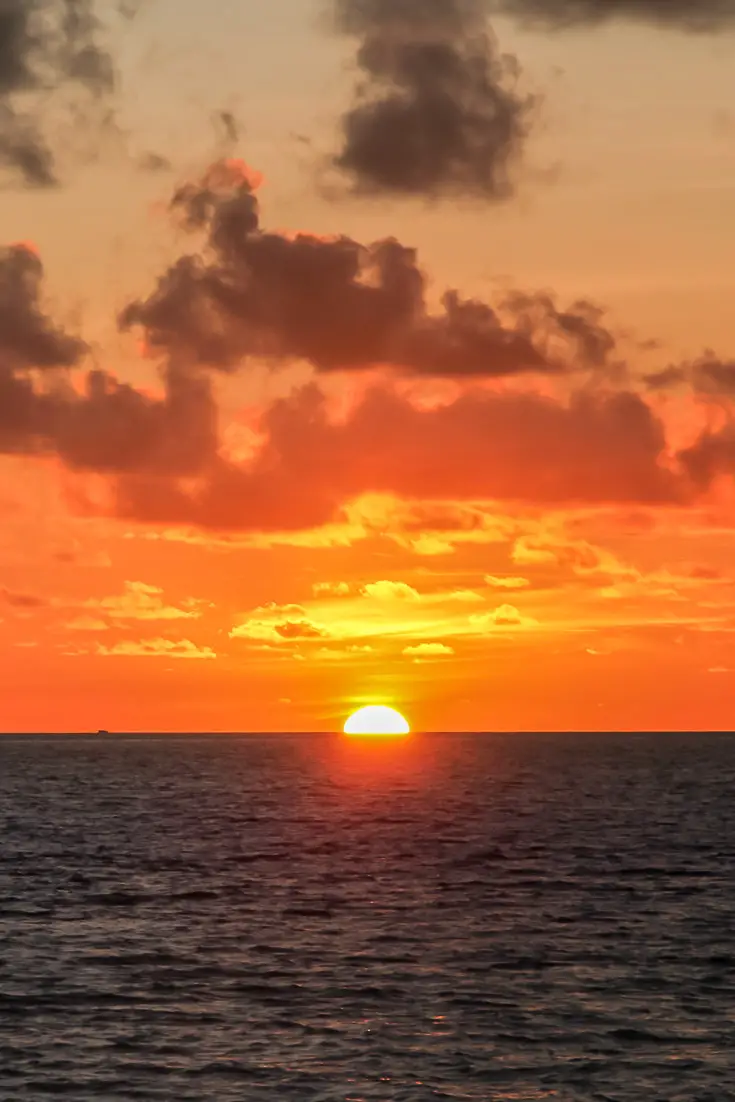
[1,732,734,1100]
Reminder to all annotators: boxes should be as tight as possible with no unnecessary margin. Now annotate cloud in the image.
[362,579,421,600]
[311,644,375,661]
[679,425,735,492]
[493,0,735,31]
[646,370,735,490]
[374,499,517,554]
[0,246,217,477]
[313,581,351,596]
[645,355,735,397]
[230,604,332,644]
[643,365,689,391]
[65,616,110,632]
[694,357,735,396]
[486,574,530,589]
[0,244,217,476]
[1,587,47,609]
[512,536,640,582]
[471,603,537,627]
[113,381,684,533]
[96,638,217,660]
[0,0,129,188]
[501,290,616,369]
[84,581,206,622]
[55,368,219,476]
[121,159,614,379]
[330,0,535,199]
[0,182,713,542]
[403,641,455,658]
[0,244,86,369]
[444,588,484,602]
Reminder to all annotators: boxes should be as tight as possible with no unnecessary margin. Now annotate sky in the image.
[2,0,735,732]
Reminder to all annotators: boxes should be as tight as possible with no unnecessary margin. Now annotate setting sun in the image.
[344,706,411,737]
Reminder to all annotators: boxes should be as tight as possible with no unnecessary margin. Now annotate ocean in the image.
[1,732,733,1100]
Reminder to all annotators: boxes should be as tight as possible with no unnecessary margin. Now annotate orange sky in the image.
[2,1,735,731]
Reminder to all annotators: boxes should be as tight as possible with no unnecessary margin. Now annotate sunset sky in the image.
[2,0,735,732]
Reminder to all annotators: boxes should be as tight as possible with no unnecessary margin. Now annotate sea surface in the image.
[1,732,734,1101]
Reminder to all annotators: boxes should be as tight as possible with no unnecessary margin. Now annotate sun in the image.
[344,705,410,737]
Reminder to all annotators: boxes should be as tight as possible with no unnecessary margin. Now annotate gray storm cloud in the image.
[0,0,127,187]
[121,160,614,378]
[332,0,535,198]
[492,0,735,31]
[0,243,217,474]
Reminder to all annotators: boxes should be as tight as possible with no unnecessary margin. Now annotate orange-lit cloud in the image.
[486,575,531,589]
[82,581,209,622]
[65,617,110,633]
[96,638,217,660]
[313,581,351,597]
[470,604,539,629]
[362,580,421,601]
[403,642,456,659]
[230,604,332,644]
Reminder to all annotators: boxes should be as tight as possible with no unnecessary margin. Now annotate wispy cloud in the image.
[96,638,216,660]
[403,642,455,660]
[84,582,210,623]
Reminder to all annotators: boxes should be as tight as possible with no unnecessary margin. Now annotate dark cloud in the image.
[0,242,80,453]
[644,365,688,391]
[0,0,124,187]
[216,110,240,150]
[121,160,616,378]
[0,244,87,369]
[138,151,173,173]
[331,0,535,198]
[0,244,218,474]
[114,382,684,532]
[672,358,735,489]
[692,356,735,396]
[1,587,48,609]
[0,235,706,536]
[679,427,735,490]
[644,356,735,396]
[501,290,616,368]
[492,0,735,31]
[273,619,330,640]
[0,364,219,475]
[52,367,218,476]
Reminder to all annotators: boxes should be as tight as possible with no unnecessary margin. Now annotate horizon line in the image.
[1,729,734,737]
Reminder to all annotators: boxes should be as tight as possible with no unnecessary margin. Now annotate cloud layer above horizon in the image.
[1,155,734,540]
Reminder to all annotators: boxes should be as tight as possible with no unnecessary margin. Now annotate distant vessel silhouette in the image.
[97,729,109,736]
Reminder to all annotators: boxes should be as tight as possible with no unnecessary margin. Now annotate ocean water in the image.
[1,733,734,1101]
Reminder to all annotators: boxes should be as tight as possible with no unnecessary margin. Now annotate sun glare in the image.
[344,705,411,737]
